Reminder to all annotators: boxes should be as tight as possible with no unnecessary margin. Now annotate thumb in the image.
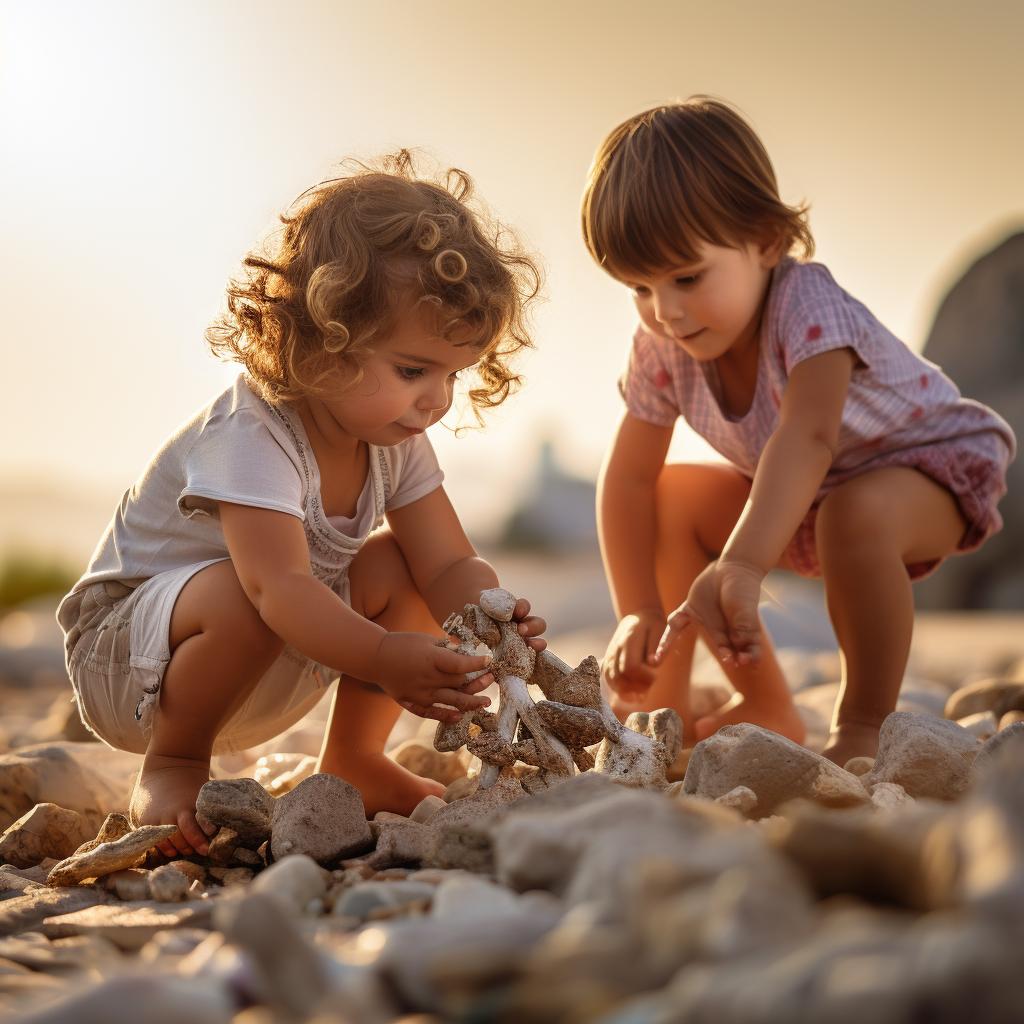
[434,645,491,674]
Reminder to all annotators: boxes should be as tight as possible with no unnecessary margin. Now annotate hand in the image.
[602,606,667,701]
[655,559,765,667]
[374,631,493,723]
[512,597,547,652]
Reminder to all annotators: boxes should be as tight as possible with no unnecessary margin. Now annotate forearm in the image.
[419,555,499,625]
[253,573,387,682]
[599,472,662,618]
[722,424,834,573]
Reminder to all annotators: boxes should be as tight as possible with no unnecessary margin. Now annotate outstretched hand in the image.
[654,559,766,668]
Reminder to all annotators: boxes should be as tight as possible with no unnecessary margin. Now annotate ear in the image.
[757,227,786,269]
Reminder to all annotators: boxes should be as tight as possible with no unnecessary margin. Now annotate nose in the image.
[652,286,683,327]
[417,374,453,414]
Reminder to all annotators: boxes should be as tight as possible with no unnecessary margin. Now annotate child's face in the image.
[316,306,480,447]
[622,240,780,361]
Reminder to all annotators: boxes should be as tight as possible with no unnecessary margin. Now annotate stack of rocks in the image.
[0,591,1023,1023]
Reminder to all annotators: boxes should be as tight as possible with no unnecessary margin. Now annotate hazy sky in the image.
[2,0,1022,547]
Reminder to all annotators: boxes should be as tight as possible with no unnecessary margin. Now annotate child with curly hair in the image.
[58,153,545,856]
[583,98,1015,767]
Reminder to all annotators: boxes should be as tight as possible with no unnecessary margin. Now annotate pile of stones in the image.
[1,591,1023,1023]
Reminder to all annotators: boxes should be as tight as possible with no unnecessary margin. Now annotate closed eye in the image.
[675,275,700,286]
[395,366,425,381]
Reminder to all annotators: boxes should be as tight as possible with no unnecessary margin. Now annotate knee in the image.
[816,485,896,556]
[654,463,748,548]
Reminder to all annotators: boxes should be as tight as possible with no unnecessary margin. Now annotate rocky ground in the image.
[2,585,1024,1024]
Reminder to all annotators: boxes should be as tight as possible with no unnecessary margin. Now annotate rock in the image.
[973,720,1024,777]
[333,880,436,919]
[46,825,179,886]
[110,868,151,902]
[138,927,210,961]
[195,778,275,848]
[844,756,875,777]
[206,827,238,866]
[0,803,92,868]
[771,801,948,910]
[270,773,372,864]
[479,588,516,621]
[683,724,871,816]
[12,974,234,1024]
[0,742,140,833]
[956,710,999,738]
[73,812,133,856]
[0,864,47,900]
[0,886,114,936]
[430,874,524,922]
[390,739,469,786]
[945,677,1024,720]
[443,775,479,802]
[410,795,446,824]
[999,710,1024,730]
[149,863,190,902]
[39,901,212,950]
[249,853,326,912]
[870,782,915,812]
[0,930,121,970]
[867,711,979,800]
[252,752,317,797]
[216,892,330,1017]
[594,708,684,790]
[715,786,758,814]
[207,866,253,885]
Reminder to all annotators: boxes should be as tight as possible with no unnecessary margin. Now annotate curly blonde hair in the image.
[206,151,541,420]
[582,96,814,279]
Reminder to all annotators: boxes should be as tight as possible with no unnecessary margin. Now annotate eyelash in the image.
[394,367,462,382]
[632,274,700,296]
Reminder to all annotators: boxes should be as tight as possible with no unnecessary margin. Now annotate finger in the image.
[431,688,491,712]
[653,614,689,663]
[513,597,531,620]
[179,813,212,857]
[517,614,546,636]
[399,699,463,722]
[156,839,177,858]
[434,647,492,674]
[462,674,493,694]
[168,828,195,858]
[527,636,547,651]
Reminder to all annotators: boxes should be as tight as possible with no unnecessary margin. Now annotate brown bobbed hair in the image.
[581,96,814,279]
[206,151,541,421]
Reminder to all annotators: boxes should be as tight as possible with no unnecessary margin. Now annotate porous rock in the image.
[479,588,516,621]
[593,708,685,790]
[0,803,92,868]
[270,773,372,864]
[46,825,179,886]
[683,723,871,817]
[868,711,979,800]
[195,778,275,848]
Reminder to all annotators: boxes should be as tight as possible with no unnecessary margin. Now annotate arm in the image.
[657,347,856,663]
[597,413,675,692]
[219,501,490,718]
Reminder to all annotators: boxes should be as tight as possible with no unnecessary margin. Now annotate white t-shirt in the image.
[74,374,444,594]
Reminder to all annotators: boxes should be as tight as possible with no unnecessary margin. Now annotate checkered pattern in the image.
[620,258,1016,562]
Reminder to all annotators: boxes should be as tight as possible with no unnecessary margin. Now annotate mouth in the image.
[398,424,425,435]
[680,328,706,341]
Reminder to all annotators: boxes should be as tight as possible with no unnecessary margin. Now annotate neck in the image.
[294,398,364,461]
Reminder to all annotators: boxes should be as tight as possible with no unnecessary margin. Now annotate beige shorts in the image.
[58,560,335,756]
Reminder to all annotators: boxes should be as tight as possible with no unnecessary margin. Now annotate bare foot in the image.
[319,750,445,817]
[129,753,216,857]
[820,722,880,766]
[694,692,807,745]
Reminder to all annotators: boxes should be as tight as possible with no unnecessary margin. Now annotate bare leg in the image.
[608,463,805,745]
[129,559,285,856]
[816,467,967,765]
[317,531,447,817]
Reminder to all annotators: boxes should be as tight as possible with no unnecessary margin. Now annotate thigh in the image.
[168,558,277,653]
[817,466,968,563]
[655,462,752,556]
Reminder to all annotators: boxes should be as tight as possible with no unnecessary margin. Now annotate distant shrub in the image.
[0,553,80,609]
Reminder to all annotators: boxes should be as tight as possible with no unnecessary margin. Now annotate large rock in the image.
[0,803,92,868]
[0,886,115,936]
[46,825,178,887]
[270,774,372,864]
[916,231,1024,610]
[682,724,870,817]
[867,711,979,800]
[945,676,1024,721]
[0,743,139,833]
[195,779,275,849]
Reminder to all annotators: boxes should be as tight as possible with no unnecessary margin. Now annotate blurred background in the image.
[1,0,1022,692]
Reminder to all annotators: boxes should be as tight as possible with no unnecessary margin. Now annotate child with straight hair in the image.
[58,153,546,857]
[582,98,1015,766]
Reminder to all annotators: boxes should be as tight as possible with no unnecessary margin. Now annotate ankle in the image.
[142,751,211,773]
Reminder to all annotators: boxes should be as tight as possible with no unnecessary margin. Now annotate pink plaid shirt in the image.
[620,258,1015,546]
